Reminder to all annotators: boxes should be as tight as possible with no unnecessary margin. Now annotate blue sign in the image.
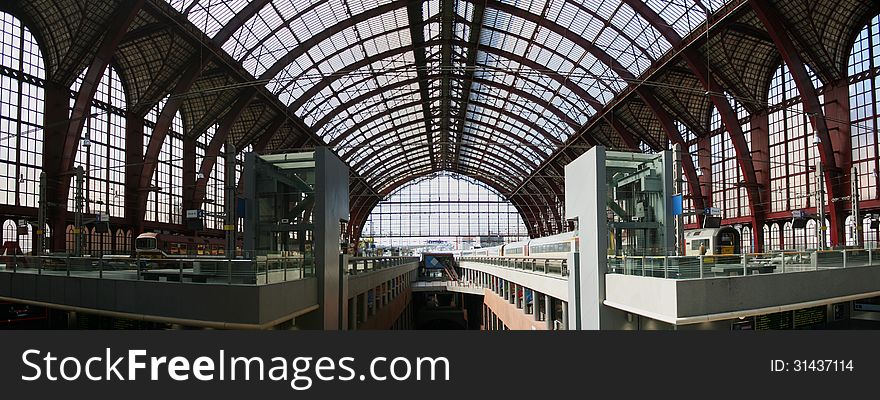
[671,194,683,216]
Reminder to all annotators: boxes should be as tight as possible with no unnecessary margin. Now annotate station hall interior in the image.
[2,0,880,330]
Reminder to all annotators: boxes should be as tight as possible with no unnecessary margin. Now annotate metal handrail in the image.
[0,254,313,285]
[605,248,880,280]
[346,256,419,275]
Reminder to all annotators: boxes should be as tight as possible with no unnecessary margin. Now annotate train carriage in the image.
[135,232,232,259]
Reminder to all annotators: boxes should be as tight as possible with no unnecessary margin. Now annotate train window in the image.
[197,244,205,255]
[135,238,156,250]
[168,244,178,255]
[507,247,523,255]
[691,239,710,251]
[530,242,571,254]
[719,233,736,246]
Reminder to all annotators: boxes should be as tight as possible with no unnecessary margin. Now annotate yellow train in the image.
[682,227,741,256]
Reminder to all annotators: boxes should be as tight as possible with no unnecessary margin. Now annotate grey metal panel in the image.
[19,274,38,299]
[78,278,98,309]
[0,273,10,294]
[565,145,610,330]
[63,277,81,305]
[115,280,138,311]
[314,147,350,329]
[259,278,319,323]
[48,276,65,304]
[676,266,880,318]
[0,272,320,326]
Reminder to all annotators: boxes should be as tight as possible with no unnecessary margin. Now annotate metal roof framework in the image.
[4,0,878,241]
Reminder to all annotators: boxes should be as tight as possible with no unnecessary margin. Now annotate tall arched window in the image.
[361,172,529,249]
[805,220,818,250]
[197,124,225,230]
[143,97,184,224]
[768,64,822,213]
[849,15,880,201]
[865,217,879,249]
[65,225,75,253]
[0,12,44,208]
[115,228,125,254]
[783,221,795,250]
[708,94,750,220]
[741,225,752,253]
[769,223,781,251]
[68,67,127,217]
[845,215,856,246]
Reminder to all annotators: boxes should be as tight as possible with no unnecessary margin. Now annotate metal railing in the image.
[346,256,419,275]
[458,256,568,277]
[606,248,880,279]
[0,254,314,285]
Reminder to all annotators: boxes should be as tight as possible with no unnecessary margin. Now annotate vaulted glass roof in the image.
[168,0,730,194]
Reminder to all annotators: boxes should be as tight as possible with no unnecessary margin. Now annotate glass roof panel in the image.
[645,0,712,38]
[166,0,732,193]
[179,0,250,38]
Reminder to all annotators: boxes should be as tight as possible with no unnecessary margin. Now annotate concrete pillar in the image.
[377,286,383,310]
[349,296,357,331]
[560,301,568,330]
[511,283,517,306]
[517,284,521,308]
[361,292,368,321]
[545,295,553,330]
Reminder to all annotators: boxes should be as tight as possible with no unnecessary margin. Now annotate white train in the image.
[455,226,740,259]
[456,230,579,259]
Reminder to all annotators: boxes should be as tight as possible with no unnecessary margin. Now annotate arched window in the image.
[865,217,879,249]
[144,97,184,224]
[845,215,856,246]
[115,229,124,254]
[741,225,752,253]
[708,94,750,220]
[68,67,127,217]
[361,172,529,249]
[767,64,822,214]
[0,12,44,208]
[769,223,781,251]
[783,222,794,250]
[805,220,818,250]
[2,219,31,254]
[197,125,226,230]
[65,225,75,253]
[849,15,880,201]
